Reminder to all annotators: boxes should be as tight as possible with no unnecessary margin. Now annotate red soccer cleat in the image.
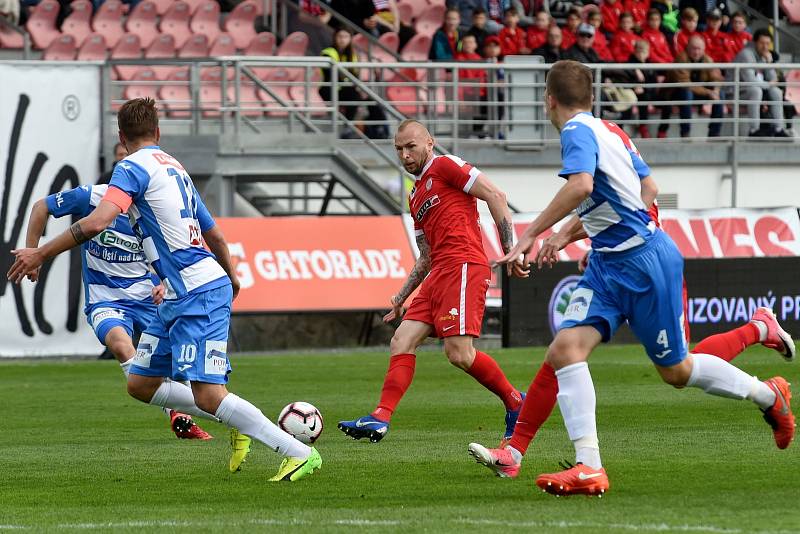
[762,377,795,450]
[468,442,521,478]
[751,307,796,361]
[535,462,609,496]
[170,410,213,440]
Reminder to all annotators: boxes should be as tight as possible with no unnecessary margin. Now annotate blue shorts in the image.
[86,300,158,344]
[559,230,688,367]
[129,284,233,384]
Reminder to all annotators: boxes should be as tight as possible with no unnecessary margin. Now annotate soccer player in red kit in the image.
[338,119,529,443]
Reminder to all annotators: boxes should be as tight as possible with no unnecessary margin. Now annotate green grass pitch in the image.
[0,345,797,533]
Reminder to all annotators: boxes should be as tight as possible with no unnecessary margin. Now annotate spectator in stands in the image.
[641,8,674,63]
[621,40,658,138]
[661,35,723,138]
[532,24,562,62]
[702,8,734,62]
[485,0,512,31]
[650,0,679,40]
[512,0,537,27]
[734,29,790,137]
[371,0,400,33]
[482,34,506,135]
[601,0,625,35]
[320,28,389,139]
[457,0,503,34]
[626,0,649,31]
[526,10,550,51]
[431,7,461,60]
[586,8,614,61]
[331,0,381,37]
[300,0,332,23]
[455,34,488,104]
[483,33,503,59]
[560,7,581,50]
[610,12,640,62]
[729,11,752,56]
[498,7,530,55]
[563,22,601,63]
[98,143,128,184]
[679,0,729,29]
[467,7,490,50]
[674,7,700,54]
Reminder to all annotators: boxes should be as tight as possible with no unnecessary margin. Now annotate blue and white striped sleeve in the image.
[558,123,599,179]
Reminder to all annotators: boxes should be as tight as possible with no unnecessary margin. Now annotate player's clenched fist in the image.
[7,248,45,284]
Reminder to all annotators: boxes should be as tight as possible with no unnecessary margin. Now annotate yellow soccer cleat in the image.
[229,428,252,473]
[269,448,322,482]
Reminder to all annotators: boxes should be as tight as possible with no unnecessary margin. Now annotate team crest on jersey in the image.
[426,177,433,190]
[439,307,460,322]
[414,195,440,222]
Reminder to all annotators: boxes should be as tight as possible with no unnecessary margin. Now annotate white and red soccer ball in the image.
[278,402,323,444]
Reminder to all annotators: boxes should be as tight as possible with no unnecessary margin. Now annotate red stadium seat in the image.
[227,74,265,117]
[288,68,329,116]
[397,2,414,26]
[784,70,800,113]
[257,67,298,116]
[0,20,25,49]
[781,0,800,24]
[159,69,192,118]
[244,31,275,55]
[244,0,266,16]
[179,34,209,58]
[209,33,237,56]
[110,32,142,80]
[276,31,309,56]
[26,0,60,49]
[122,67,160,104]
[77,33,108,60]
[379,31,400,52]
[401,33,431,60]
[190,1,221,46]
[92,0,125,48]
[126,0,159,49]
[398,0,427,20]
[224,1,259,49]
[427,0,445,5]
[149,0,172,16]
[352,33,369,54]
[42,34,77,60]
[145,33,177,80]
[183,0,210,14]
[161,1,193,49]
[62,0,92,47]
[414,4,445,37]
[200,68,224,118]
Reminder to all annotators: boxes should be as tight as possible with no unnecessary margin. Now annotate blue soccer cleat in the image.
[337,415,389,443]
[503,392,526,442]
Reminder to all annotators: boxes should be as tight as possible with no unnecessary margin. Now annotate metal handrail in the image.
[0,16,32,59]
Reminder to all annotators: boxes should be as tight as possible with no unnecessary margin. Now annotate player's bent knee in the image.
[655,359,692,388]
[445,350,472,370]
[390,333,416,355]
[126,378,154,403]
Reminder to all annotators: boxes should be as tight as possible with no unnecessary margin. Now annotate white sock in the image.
[149,381,219,422]
[687,354,775,409]
[215,393,311,459]
[120,360,132,378]
[750,320,768,342]
[555,362,602,470]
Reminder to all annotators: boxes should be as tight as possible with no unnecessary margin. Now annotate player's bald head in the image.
[395,119,431,141]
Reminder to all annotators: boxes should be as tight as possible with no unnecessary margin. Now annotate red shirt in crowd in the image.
[410,155,488,268]
[527,27,547,50]
[610,29,640,62]
[601,1,624,34]
[625,0,650,28]
[561,26,577,49]
[703,29,735,62]
[498,26,527,56]
[455,51,488,97]
[641,27,673,62]
[674,29,701,54]
[730,30,752,57]
[593,31,614,61]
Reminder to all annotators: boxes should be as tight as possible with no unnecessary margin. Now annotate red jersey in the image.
[498,26,527,56]
[641,27,673,62]
[730,30,752,58]
[601,1,624,34]
[561,26,577,49]
[610,29,640,62]
[594,30,614,61]
[409,155,488,268]
[455,51,488,97]
[703,29,735,62]
[625,0,650,27]
[674,29,700,54]
[527,27,547,50]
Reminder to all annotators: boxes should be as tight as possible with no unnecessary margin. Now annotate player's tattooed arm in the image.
[396,234,431,304]
[498,217,514,255]
[69,222,89,244]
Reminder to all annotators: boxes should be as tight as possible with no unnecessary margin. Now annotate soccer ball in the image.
[277,402,323,444]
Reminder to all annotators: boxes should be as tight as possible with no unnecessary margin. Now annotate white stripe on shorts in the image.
[459,263,467,335]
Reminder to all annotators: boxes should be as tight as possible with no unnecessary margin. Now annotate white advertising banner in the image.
[0,63,104,357]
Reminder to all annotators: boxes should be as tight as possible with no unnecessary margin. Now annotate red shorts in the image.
[404,263,490,338]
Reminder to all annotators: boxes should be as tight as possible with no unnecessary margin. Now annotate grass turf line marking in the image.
[457,519,796,534]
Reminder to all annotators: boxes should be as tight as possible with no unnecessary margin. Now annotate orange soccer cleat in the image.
[170,410,213,440]
[535,461,609,496]
[762,377,795,449]
[468,443,521,478]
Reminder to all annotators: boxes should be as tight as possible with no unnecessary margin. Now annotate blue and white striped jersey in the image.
[109,146,227,300]
[559,112,657,253]
[46,184,157,308]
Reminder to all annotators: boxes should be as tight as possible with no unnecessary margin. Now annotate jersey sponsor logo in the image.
[548,275,581,335]
[91,308,125,328]
[414,194,440,222]
[152,152,185,170]
[133,333,159,369]
[577,196,596,216]
[97,229,143,254]
[204,340,228,376]
[55,191,65,208]
[564,290,592,322]
[439,307,460,322]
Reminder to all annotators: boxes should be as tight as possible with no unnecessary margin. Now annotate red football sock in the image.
[466,351,522,411]
[691,323,761,362]
[371,353,416,422]
[508,362,559,455]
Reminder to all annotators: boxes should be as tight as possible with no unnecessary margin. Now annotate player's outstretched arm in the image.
[468,174,529,278]
[383,234,431,323]
[7,200,120,283]
[537,215,586,269]
[22,199,51,282]
[202,225,240,300]
[496,172,593,268]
